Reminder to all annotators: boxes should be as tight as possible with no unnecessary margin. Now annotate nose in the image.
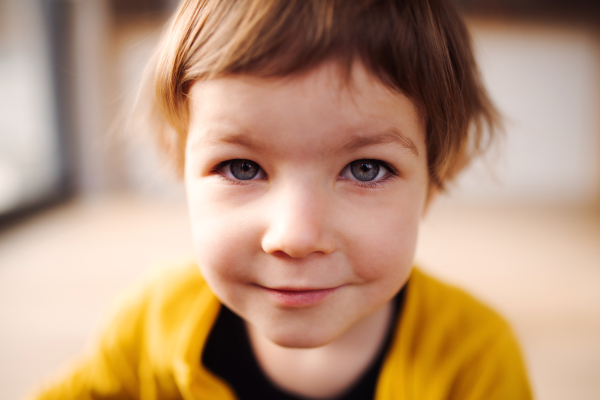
[261,186,336,258]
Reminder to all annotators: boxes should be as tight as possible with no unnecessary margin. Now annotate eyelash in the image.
[351,175,393,188]
[211,159,398,188]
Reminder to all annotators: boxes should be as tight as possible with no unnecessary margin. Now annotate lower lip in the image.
[263,287,339,307]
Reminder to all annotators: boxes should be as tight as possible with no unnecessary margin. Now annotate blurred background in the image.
[0,0,599,399]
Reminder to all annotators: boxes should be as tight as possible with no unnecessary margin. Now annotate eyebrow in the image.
[195,127,419,156]
[342,129,419,156]
[208,131,265,150]
[189,129,265,151]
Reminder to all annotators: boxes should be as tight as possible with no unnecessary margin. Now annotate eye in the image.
[339,159,392,182]
[217,159,266,181]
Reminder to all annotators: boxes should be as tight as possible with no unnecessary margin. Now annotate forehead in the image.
[187,62,425,158]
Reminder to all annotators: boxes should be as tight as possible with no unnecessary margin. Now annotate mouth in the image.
[260,286,341,308]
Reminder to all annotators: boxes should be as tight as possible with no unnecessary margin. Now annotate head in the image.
[141,0,499,348]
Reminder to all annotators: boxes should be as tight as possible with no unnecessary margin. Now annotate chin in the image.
[262,321,343,349]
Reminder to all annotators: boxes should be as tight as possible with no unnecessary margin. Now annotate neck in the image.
[246,300,394,399]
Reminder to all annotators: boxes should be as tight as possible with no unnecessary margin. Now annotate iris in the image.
[230,159,260,180]
[350,160,380,181]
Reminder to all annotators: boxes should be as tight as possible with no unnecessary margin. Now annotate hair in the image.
[139,0,499,190]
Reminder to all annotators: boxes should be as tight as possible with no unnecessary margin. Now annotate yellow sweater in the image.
[30,263,532,400]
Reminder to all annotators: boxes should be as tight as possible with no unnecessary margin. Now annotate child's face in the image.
[185,62,429,348]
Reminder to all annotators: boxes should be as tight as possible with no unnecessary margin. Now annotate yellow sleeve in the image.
[28,278,152,400]
[449,323,532,400]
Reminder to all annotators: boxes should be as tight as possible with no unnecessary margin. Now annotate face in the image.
[185,62,429,349]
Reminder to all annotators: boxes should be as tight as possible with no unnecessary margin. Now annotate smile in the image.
[261,286,341,308]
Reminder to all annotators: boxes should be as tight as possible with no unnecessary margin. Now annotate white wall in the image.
[453,20,600,205]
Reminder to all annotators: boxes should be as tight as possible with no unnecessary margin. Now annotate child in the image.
[31,0,532,399]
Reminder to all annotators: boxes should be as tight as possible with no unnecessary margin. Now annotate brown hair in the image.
[142,0,499,189]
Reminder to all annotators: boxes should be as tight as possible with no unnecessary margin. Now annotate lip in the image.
[261,286,340,308]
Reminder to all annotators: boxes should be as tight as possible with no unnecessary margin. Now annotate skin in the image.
[185,61,429,398]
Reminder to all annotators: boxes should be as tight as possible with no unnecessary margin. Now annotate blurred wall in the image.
[455,19,600,205]
[0,0,62,214]
[66,0,182,197]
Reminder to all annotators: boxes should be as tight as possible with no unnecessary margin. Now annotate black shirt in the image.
[202,287,406,400]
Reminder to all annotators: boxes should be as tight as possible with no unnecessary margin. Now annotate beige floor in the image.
[1,193,599,399]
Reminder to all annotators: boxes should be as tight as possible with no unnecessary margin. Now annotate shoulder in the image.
[99,259,210,330]
[406,267,510,337]
[402,267,522,364]
[102,259,219,347]
[89,259,220,381]
[378,268,532,399]
[95,260,221,393]
[141,258,211,311]
[29,260,221,400]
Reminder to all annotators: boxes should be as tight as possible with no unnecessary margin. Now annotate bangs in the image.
[182,0,416,95]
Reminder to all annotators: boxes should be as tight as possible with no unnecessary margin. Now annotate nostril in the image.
[269,250,291,259]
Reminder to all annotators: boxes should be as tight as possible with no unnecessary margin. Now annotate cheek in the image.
[351,216,418,282]
[340,190,422,284]
[186,185,262,290]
